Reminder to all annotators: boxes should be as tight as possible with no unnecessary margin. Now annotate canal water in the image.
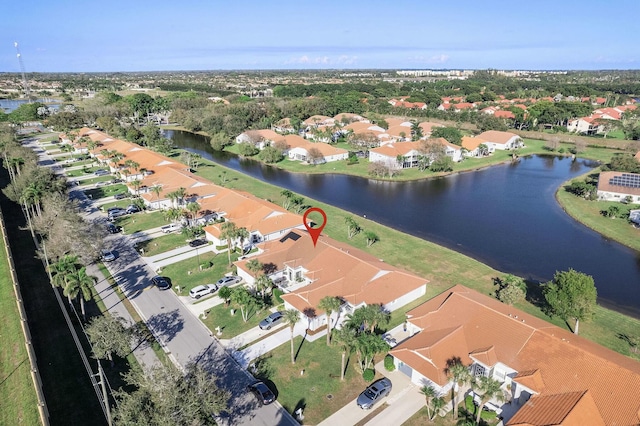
[166,129,640,318]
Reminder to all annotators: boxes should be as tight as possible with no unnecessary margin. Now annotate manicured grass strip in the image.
[0,230,40,426]
[160,251,238,294]
[115,211,167,234]
[134,233,192,257]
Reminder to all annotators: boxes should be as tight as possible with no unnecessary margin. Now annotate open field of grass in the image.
[161,250,240,294]
[0,232,40,426]
[134,232,193,257]
[114,210,168,233]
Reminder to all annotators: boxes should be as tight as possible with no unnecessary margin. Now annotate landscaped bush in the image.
[384,355,395,372]
[362,368,375,382]
[199,261,214,270]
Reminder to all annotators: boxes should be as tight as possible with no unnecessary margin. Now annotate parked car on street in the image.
[189,284,217,299]
[101,250,116,262]
[259,311,284,330]
[188,238,207,248]
[248,381,276,405]
[151,276,171,290]
[356,378,392,409]
[215,275,241,288]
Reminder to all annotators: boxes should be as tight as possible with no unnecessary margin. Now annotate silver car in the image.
[356,378,392,409]
[215,275,241,288]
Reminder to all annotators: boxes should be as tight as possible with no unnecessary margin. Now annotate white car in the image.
[189,284,218,299]
[161,223,182,233]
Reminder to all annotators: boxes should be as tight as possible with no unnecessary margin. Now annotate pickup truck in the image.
[161,223,182,233]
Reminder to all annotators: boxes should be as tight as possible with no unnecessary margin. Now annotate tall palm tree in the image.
[471,376,504,425]
[186,201,201,226]
[130,179,142,196]
[420,385,436,420]
[150,185,162,207]
[246,259,263,279]
[446,360,472,419]
[318,296,341,346]
[220,221,239,265]
[64,267,95,320]
[334,326,356,380]
[431,396,445,421]
[48,255,79,289]
[283,309,300,364]
[174,187,187,207]
[236,227,250,253]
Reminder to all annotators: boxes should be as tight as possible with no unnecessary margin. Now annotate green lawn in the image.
[134,233,192,257]
[200,298,270,337]
[115,210,168,234]
[254,337,377,425]
[0,240,40,426]
[84,183,127,199]
[556,179,640,252]
[160,250,240,294]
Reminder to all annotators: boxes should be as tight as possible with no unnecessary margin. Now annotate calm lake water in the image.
[166,129,640,318]
[0,98,59,113]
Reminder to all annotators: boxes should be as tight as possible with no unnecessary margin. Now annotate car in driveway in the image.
[151,276,171,290]
[248,381,276,405]
[259,311,284,330]
[356,378,392,409]
[161,223,182,233]
[106,223,121,234]
[189,284,218,299]
[108,208,127,220]
[94,169,110,176]
[215,275,241,288]
[101,250,116,262]
[114,193,128,200]
[125,204,140,214]
[188,238,207,248]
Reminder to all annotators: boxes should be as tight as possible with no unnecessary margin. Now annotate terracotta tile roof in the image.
[394,285,640,426]
[370,142,420,157]
[418,122,444,134]
[462,136,487,151]
[385,125,413,138]
[282,134,348,157]
[507,390,605,426]
[494,110,516,119]
[477,130,519,144]
[384,117,408,128]
[239,231,427,314]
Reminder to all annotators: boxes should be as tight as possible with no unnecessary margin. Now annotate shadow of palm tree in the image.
[147,309,184,343]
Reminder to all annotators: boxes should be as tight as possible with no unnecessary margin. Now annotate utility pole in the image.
[14,42,32,102]
[97,361,112,426]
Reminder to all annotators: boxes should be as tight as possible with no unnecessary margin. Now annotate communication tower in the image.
[14,42,32,102]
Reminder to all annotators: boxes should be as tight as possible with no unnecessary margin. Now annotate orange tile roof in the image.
[370,142,420,157]
[462,136,487,151]
[477,130,519,144]
[507,390,605,426]
[393,285,640,426]
[238,232,427,314]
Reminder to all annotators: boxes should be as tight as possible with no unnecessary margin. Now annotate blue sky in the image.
[1,0,639,72]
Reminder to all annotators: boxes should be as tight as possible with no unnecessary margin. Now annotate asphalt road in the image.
[32,136,297,426]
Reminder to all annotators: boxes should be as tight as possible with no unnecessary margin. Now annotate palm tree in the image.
[334,326,356,380]
[130,179,142,196]
[431,396,445,421]
[318,296,341,346]
[246,259,263,279]
[63,267,95,320]
[420,385,436,420]
[254,275,272,300]
[471,376,504,425]
[48,255,79,289]
[446,360,472,419]
[186,201,201,226]
[283,309,300,364]
[220,221,239,265]
[150,185,162,207]
[174,187,187,207]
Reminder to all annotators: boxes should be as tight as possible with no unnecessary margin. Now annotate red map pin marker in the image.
[303,207,327,247]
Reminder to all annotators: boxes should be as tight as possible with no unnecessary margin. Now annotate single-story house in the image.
[596,171,640,204]
[389,285,640,425]
[461,136,491,157]
[235,231,428,331]
[236,129,286,149]
[567,117,603,135]
[476,131,523,150]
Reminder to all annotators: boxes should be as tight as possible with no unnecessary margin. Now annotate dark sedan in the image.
[248,381,275,405]
[151,276,171,290]
[188,238,208,248]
